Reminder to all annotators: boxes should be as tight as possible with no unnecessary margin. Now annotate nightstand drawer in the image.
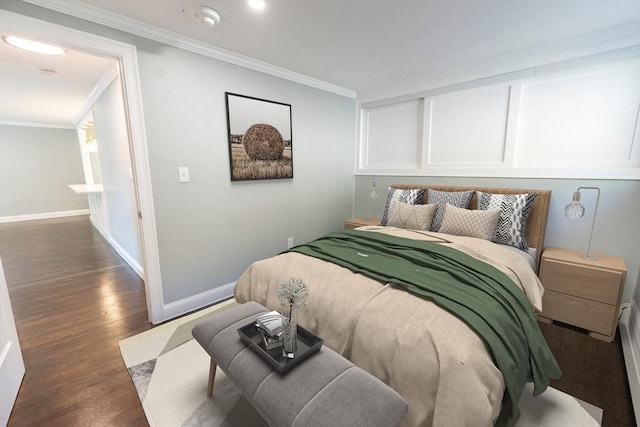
[541,290,616,336]
[540,259,622,305]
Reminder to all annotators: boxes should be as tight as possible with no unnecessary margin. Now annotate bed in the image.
[234,184,560,427]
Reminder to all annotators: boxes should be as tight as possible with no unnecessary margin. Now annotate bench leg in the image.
[207,358,217,398]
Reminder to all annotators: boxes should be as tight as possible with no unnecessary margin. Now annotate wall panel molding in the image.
[425,83,512,166]
[360,99,422,169]
[357,51,640,181]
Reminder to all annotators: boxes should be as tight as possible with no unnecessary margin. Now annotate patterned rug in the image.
[119,300,603,427]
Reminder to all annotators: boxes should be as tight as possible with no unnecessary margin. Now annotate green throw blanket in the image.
[287,229,561,427]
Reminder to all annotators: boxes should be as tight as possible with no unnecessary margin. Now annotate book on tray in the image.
[255,310,283,350]
[260,332,283,350]
[256,310,283,336]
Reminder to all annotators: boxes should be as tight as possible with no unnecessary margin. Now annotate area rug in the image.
[119,300,603,427]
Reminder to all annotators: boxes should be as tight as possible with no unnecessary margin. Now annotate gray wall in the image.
[92,76,141,267]
[356,176,640,303]
[2,1,356,305]
[0,125,88,217]
[138,45,356,303]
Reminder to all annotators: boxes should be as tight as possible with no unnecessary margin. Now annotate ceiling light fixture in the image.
[2,35,65,55]
[192,6,221,28]
[248,0,266,11]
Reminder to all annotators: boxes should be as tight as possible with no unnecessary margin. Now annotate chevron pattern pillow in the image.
[388,202,438,230]
[439,204,501,240]
[379,187,427,226]
[478,192,538,250]
[427,189,474,232]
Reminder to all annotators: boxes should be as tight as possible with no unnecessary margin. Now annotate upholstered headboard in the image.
[390,184,551,271]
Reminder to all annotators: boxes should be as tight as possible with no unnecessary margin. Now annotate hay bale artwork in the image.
[243,123,284,161]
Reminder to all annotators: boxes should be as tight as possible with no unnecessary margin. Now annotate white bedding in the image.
[234,226,551,426]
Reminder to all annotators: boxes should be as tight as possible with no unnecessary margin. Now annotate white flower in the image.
[277,277,309,311]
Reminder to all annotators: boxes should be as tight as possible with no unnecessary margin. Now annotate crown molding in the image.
[73,62,119,125]
[21,0,357,99]
[0,120,75,129]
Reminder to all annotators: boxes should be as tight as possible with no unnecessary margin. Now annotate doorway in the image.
[0,9,163,323]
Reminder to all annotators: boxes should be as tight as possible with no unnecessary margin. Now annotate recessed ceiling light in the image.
[2,35,65,55]
[248,0,266,11]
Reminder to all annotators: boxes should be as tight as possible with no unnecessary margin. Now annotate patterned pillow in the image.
[388,202,438,231]
[379,187,427,226]
[427,189,474,232]
[477,192,538,250]
[439,204,501,240]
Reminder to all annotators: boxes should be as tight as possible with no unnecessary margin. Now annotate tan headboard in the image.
[391,184,551,271]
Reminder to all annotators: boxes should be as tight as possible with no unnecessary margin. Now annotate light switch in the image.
[178,167,190,183]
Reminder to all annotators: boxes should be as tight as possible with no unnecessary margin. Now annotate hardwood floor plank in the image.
[539,321,636,426]
[0,216,124,287]
[0,216,151,427]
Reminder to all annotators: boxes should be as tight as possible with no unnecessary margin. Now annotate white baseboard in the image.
[89,215,109,240]
[89,216,144,280]
[160,282,236,323]
[0,209,90,223]
[106,236,144,280]
[620,300,640,427]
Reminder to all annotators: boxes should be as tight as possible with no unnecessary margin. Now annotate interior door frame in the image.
[0,10,164,323]
[0,257,25,427]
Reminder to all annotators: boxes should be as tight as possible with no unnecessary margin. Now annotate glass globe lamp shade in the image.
[364,178,378,221]
[565,200,585,220]
[369,181,379,200]
[565,187,600,259]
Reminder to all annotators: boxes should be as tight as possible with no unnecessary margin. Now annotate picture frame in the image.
[225,92,293,181]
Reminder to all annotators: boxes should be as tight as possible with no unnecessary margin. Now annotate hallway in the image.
[0,215,151,426]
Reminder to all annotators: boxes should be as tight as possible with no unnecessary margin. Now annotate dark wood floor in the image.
[0,216,635,426]
[539,321,636,426]
[0,216,151,426]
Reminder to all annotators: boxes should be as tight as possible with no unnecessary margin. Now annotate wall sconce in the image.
[364,178,379,221]
[82,121,98,152]
[565,186,600,260]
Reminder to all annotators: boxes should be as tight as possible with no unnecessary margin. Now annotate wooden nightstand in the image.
[344,218,380,229]
[537,247,627,342]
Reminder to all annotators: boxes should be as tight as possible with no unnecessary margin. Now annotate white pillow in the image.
[379,187,427,226]
[439,204,501,240]
[427,189,474,232]
[388,202,437,231]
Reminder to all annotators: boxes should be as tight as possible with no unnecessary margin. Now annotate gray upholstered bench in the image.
[192,301,408,427]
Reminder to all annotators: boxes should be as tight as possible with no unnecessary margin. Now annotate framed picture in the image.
[225,92,293,181]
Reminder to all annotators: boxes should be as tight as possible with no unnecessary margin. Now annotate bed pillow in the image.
[427,189,474,232]
[439,204,501,240]
[477,191,537,250]
[379,187,427,226]
[388,202,438,231]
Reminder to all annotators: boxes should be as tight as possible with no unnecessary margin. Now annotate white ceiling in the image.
[0,39,116,126]
[1,0,639,126]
